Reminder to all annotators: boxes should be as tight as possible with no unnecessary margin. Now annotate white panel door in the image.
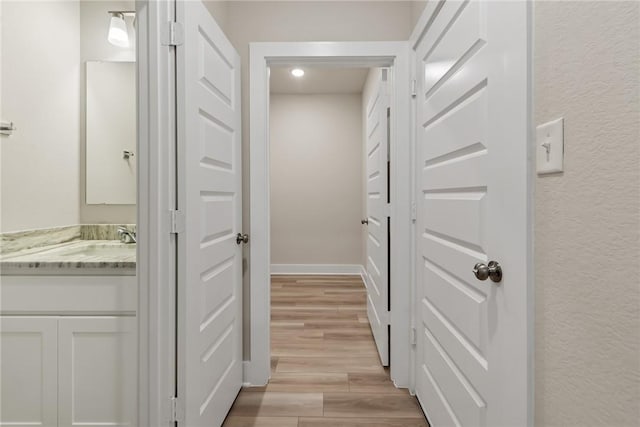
[176,0,243,426]
[414,0,530,425]
[0,317,58,427]
[365,70,390,366]
[58,317,137,427]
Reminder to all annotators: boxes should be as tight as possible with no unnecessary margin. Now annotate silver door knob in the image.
[236,233,249,245]
[361,218,369,225]
[473,261,502,283]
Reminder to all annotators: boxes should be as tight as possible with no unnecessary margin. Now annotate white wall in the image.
[0,1,81,232]
[0,0,137,232]
[270,94,363,266]
[410,1,427,29]
[80,0,136,224]
[534,1,640,425]
[204,1,228,34]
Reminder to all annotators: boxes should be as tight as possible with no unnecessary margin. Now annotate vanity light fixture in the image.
[108,11,135,48]
[291,68,305,78]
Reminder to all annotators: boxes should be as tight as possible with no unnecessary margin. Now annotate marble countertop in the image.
[0,239,136,275]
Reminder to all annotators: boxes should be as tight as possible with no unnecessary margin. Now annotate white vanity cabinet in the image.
[0,275,137,427]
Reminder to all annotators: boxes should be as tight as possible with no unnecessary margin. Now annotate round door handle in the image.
[361,218,369,225]
[473,261,502,283]
[236,233,249,245]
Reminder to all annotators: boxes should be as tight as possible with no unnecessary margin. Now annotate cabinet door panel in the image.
[0,317,58,427]
[58,317,136,427]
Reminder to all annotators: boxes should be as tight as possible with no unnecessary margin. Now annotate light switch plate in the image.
[536,117,564,174]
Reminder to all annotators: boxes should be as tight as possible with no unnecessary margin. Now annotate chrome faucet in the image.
[117,226,137,244]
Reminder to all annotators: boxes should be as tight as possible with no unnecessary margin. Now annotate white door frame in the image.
[247,41,414,388]
[136,0,177,426]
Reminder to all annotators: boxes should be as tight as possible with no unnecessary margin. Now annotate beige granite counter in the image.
[0,225,136,276]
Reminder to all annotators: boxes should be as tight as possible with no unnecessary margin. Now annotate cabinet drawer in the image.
[0,276,137,315]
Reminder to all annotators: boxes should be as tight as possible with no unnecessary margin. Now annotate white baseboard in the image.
[271,264,363,275]
[243,360,268,387]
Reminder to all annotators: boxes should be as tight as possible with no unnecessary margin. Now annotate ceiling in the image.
[269,66,370,94]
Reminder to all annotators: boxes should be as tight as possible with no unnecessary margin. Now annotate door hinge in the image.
[162,21,184,46]
[411,79,417,98]
[170,210,185,234]
[169,396,183,423]
[411,201,417,223]
[410,327,417,346]
[385,203,392,218]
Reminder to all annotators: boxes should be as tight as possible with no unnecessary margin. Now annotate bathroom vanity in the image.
[0,226,137,427]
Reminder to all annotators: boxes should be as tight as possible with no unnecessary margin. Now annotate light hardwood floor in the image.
[223,275,429,427]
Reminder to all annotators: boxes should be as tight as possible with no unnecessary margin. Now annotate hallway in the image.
[223,275,428,426]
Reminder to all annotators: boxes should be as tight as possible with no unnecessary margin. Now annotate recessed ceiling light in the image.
[291,68,305,77]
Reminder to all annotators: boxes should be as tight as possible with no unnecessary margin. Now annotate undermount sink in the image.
[0,227,137,275]
[52,243,136,257]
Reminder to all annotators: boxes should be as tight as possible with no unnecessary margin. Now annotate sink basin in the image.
[54,243,136,257]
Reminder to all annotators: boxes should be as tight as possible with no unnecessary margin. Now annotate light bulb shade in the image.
[291,68,305,77]
[108,13,129,48]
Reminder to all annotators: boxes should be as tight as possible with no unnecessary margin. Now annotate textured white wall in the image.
[534,2,640,425]
[0,1,81,232]
[270,94,363,266]
[79,0,136,224]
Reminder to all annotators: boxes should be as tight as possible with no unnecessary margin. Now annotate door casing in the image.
[136,1,178,426]
[247,42,414,388]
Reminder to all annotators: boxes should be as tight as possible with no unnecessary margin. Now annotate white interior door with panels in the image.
[364,70,391,366]
[412,0,531,425]
[176,0,243,425]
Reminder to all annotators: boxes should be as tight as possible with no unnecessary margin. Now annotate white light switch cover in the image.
[536,118,564,174]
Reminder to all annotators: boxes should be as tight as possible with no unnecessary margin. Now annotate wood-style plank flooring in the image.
[223,275,428,427]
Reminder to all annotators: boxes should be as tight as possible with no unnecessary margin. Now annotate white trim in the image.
[359,264,368,284]
[271,264,363,276]
[136,1,176,426]
[249,41,413,388]
[409,0,443,50]
[526,1,535,424]
[408,42,418,398]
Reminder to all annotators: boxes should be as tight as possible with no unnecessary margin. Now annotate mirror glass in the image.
[86,61,136,205]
